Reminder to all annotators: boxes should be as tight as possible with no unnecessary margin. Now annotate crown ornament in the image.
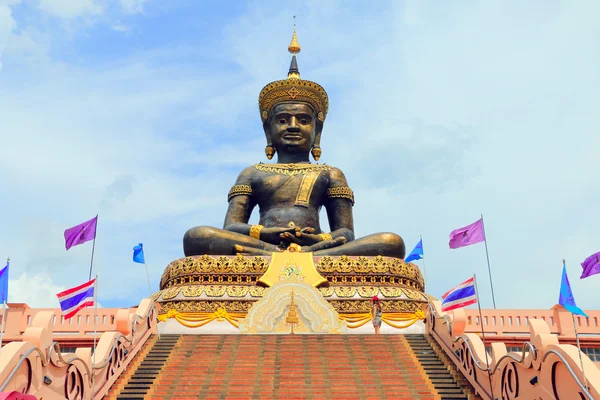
[258,25,329,123]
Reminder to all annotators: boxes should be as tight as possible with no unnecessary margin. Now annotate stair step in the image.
[109,334,477,399]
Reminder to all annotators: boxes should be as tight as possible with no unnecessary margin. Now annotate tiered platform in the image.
[152,254,431,334]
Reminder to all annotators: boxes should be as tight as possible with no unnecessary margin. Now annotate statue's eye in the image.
[300,119,309,125]
[279,119,287,124]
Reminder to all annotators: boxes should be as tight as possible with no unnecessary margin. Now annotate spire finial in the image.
[288,16,301,55]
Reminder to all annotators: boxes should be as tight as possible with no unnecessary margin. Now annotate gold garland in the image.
[158,308,246,328]
[338,310,425,329]
[253,163,333,176]
[158,308,425,330]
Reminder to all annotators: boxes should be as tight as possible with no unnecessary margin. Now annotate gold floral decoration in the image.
[162,287,181,300]
[380,287,403,297]
[249,257,268,273]
[357,286,379,298]
[159,300,254,314]
[355,256,371,273]
[372,256,388,273]
[227,286,250,297]
[182,285,204,297]
[214,256,233,273]
[205,285,227,297]
[335,255,354,273]
[335,286,356,297]
[232,254,250,273]
[197,255,216,273]
[319,286,334,297]
[249,286,266,297]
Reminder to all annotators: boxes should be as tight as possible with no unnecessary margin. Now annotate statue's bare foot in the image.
[304,237,346,252]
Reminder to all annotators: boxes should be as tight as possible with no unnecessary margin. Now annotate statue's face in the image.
[268,103,316,153]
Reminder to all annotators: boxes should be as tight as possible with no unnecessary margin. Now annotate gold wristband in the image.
[249,224,264,239]
[319,233,333,241]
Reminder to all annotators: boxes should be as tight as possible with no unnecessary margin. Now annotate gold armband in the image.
[228,184,253,202]
[249,224,264,239]
[327,187,355,205]
[319,233,333,241]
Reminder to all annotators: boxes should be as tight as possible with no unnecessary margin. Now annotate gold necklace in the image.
[254,163,333,176]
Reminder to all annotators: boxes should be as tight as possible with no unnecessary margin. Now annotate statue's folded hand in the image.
[261,226,300,244]
[281,230,322,246]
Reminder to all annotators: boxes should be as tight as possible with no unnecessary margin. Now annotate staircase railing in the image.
[0,298,157,400]
[426,300,600,400]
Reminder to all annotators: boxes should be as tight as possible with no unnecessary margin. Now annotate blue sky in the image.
[0,0,599,311]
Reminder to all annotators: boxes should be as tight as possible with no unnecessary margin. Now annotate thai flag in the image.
[56,278,96,319]
[441,277,477,312]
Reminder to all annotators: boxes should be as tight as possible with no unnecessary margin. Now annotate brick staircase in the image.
[109,334,477,399]
[405,335,479,400]
[108,334,181,399]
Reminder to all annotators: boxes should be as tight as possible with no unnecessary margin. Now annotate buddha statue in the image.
[183,28,405,259]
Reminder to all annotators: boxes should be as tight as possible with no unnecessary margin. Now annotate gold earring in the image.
[265,145,275,160]
[311,146,322,161]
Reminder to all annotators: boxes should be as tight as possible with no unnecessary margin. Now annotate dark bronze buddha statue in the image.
[183,29,405,259]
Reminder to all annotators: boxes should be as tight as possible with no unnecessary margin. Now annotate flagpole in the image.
[88,215,98,281]
[0,301,6,351]
[420,235,427,292]
[143,261,152,297]
[0,257,9,352]
[92,275,98,399]
[474,274,495,399]
[480,214,497,309]
[564,258,588,390]
[572,312,588,390]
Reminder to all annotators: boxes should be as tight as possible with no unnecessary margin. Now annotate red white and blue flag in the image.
[441,277,477,312]
[56,279,96,319]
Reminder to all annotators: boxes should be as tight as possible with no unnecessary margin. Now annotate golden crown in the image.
[258,26,329,123]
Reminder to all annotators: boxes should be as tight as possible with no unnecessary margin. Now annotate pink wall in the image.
[0,303,129,342]
[462,305,600,338]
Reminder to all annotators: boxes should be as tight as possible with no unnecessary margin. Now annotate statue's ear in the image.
[263,120,275,160]
[311,120,324,161]
[263,120,272,145]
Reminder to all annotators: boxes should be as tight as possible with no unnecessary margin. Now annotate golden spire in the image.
[286,288,300,334]
[288,17,301,55]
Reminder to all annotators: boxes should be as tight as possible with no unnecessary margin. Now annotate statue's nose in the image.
[287,117,300,132]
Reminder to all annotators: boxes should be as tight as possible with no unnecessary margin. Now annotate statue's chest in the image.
[254,172,329,206]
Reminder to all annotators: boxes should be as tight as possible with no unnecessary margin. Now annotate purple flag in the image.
[580,250,600,279]
[449,218,485,249]
[64,216,97,250]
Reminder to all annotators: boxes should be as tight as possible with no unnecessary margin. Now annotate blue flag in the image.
[133,243,145,264]
[405,239,423,263]
[0,259,9,303]
[559,262,587,317]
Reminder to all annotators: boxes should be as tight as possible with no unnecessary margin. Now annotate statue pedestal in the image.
[156,253,429,334]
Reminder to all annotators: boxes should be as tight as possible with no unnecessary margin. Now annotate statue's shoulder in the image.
[326,166,350,185]
[233,165,260,185]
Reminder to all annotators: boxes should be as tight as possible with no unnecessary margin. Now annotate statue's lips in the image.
[282,134,303,140]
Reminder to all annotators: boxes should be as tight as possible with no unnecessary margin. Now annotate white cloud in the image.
[0,0,20,71]
[111,21,131,32]
[8,272,67,308]
[38,0,103,19]
[119,0,148,14]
